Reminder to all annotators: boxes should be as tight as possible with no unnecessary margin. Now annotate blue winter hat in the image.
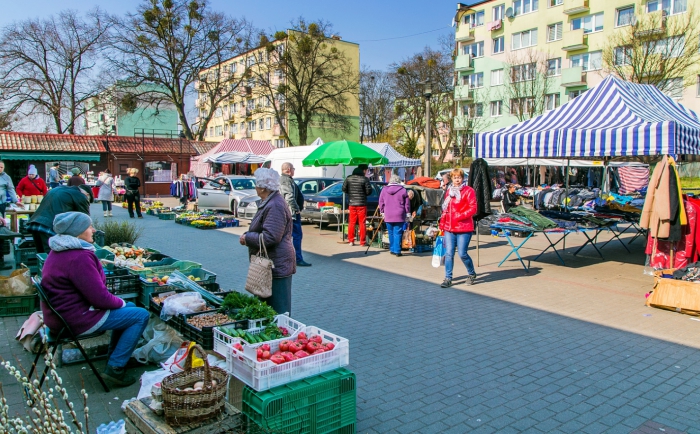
[53,212,92,237]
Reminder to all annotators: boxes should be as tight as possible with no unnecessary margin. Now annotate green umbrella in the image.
[302,140,388,243]
[302,140,389,167]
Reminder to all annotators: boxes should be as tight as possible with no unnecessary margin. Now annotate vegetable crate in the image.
[0,294,39,317]
[242,368,356,434]
[14,246,38,273]
[181,312,245,350]
[106,273,140,299]
[226,326,350,392]
[127,260,202,278]
[158,213,176,220]
[213,314,305,357]
[410,244,434,253]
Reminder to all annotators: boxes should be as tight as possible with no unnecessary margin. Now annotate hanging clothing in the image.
[170,180,198,200]
[617,166,649,194]
[467,158,493,222]
[640,157,677,239]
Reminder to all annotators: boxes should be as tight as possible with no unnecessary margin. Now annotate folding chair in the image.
[27,276,110,392]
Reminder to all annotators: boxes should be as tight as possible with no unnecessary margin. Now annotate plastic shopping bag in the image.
[401,227,416,249]
[160,292,207,321]
[133,317,183,364]
[432,235,445,268]
[160,341,204,373]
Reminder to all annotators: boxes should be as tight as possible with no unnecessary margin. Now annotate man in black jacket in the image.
[27,185,92,253]
[342,164,372,246]
[280,162,311,267]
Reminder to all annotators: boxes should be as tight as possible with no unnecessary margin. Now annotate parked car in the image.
[300,181,386,224]
[237,177,340,219]
[435,168,470,182]
[197,175,257,216]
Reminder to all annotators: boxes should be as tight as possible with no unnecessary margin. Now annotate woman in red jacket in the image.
[16,165,48,198]
[438,168,477,288]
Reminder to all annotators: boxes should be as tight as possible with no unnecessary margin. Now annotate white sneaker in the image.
[104,212,108,217]
[108,211,113,217]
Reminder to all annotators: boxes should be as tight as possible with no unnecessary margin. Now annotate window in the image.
[274,139,286,148]
[572,13,604,34]
[240,122,245,132]
[432,148,440,157]
[490,100,502,116]
[647,0,686,15]
[248,120,256,131]
[475,103,484,117]
[145,161,177,182]
[214,108,222,118]
[511,63,536,82]
[493,4,505,21]
[513,0,539,15]
[697,75,700,97]
[230,62,238,74]
[547,23,563,41]
[466,72,484,88]
[649,36,685,58]
[463,41,485,58]
[215,125,223,136]
[570,51,602,71]
[224,123,229,132]
[549,0,562,6]
[474,11,485,26]
[493,36,505,54]
[547,58,562,76]
[491,69,504,85]
[208,127,213,136]
[232,123,238,133]
[510,98,535,116]
[659,78,684,99]
[463,13,475,26]
[616,6,635,26]
[545,93,561,111]
[569,89,586,99]
[614,46,632,65]
[259,119,264,130]
[512,29,538,50]
[266,117,271,129]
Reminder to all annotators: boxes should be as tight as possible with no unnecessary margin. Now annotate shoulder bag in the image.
[244,233,275,298]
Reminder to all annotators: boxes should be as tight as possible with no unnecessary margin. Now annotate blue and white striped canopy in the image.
[476,76,700,158]
[362,142,422,167]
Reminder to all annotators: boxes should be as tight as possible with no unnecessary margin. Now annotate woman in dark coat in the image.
[239,168,296,315]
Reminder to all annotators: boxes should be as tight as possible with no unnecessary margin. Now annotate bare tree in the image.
[359,68,394,143]
[453,86,496,165]
[602,7,700,94]
[252,19,359,146]
[108,0,253,140]
[0,9,109,134]
[500,48,555,122]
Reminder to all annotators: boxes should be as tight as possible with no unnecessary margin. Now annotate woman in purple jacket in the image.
[41,212,149,388]
[240,168,296,315]
[378,174,410,257]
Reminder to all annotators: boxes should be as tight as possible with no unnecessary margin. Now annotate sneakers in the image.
[468,274,477,285]
[108,211,113,217]
[440,279,452,288]
[102,365,137,387]
[349,241,355,246]
[103,211,108,217]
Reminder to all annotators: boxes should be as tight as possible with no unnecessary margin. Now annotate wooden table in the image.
[6,209,34,233]
[125,398,241,434]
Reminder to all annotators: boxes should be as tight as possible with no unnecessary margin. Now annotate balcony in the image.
[563,0,589,15]
[455,28,475,43]
[635,10,667,37]
[245,130,253,138]
[454,55,475,72]
[454,86,474,101]
[245,108,253,117]
[239,86,252,97]
[562,29,588,51]
[560,67,588,87]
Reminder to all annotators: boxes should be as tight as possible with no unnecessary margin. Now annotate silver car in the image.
[237,177,341,219]
[198,175,257,216]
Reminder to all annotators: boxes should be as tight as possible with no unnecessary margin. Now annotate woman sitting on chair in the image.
[40,212,149,388]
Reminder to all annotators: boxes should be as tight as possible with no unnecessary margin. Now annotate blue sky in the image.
[0,0,455,71]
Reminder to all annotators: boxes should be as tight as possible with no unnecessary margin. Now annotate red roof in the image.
[191,141,218,155]
[105,136,199,155]
[214,139,275,156]
[0,132,106,153]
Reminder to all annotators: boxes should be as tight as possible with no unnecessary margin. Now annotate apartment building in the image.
[453,0,700,150]
[196,32,360,146]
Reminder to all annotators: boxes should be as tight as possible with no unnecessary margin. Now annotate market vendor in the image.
[0,160,24,217]
[16,165,48,198]
[502,183,521,213]
[41,212,149,388]
[27,185,93,253]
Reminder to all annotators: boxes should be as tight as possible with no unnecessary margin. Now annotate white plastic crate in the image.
[212,314,305,357]
[225,325,349,391]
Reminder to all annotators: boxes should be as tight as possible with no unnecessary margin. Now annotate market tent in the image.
[191,139,275,177]
[362,142,421,167]
[484,158,647,167]
[309,137,324,147]
[202,152,266,164]
[476,75,700,158]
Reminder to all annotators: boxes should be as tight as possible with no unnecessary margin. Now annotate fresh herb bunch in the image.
[234,300,277,323]
[220,291,259,316]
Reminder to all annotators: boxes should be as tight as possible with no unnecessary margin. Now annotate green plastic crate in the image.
[0,294,38,317]
[127,260,202,278]
[242,368,356,434]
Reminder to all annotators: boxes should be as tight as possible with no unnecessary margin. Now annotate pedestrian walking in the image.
[239,168,296,315]
[124,168,143,218]
[342,164,372,246]
[0,160,23,217]
[378,174,410,256]
[279,162,311,267]
[48,162,61,188]
[66,168,85,186]
[439,168,478,288]
[16,165,48,199]
[96,169,115,217]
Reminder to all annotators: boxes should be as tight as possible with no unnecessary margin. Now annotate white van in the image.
[262,146,356,178]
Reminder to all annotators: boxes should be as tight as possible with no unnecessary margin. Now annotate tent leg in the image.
[476,229,480,267]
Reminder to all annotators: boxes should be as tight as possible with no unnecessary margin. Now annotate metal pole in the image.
[424,97,431,178]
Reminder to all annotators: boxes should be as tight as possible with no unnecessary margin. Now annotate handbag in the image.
[244,233,275,298]
[432,235,445,268]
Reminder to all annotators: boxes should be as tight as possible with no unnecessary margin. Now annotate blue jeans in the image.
[444,231,475,280]
[96,302,149,368]
[385,222,404,254]
[49,182,59,189]
[292,213,304,262]
[101,201,112,211]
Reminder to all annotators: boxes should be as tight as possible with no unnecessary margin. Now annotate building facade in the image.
[84,85,179,137]
[196,32,360,146]
[453,0,700,154]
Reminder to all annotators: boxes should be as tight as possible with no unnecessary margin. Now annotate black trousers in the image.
[30,230,51,254]
[126,191,142,217]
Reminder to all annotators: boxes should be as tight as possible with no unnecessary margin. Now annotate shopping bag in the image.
[432,235,445,268]
[401,228,416,249]
[245,233,274,298]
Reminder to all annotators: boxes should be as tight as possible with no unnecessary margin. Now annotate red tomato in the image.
[313,349,325,355]
[297,338,309,346]
[257,357,263,362]
[281,352,295,362]
[297,332,308,341]
[262,350,271,360]
[323,343,335,351]
[273,350,282,356]
[305,342,322,353]
[256,349,263,358]
[309,335,323,344]
[289,342,304,353]
[233,343,244,351]
[279,340,291,352]
[270,354,286,365]
[294,350,310,359]
[261,343,271,352]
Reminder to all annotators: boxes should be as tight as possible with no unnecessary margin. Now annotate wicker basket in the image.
[161,344,229,426]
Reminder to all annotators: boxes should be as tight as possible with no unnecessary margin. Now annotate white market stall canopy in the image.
[484,158,647,167]
[476,76,700,159]
[362,142,421,167]
[202,151,266,164]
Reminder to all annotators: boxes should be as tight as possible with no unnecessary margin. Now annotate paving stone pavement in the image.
[1,201,700,433]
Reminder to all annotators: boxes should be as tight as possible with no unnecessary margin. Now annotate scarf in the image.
[442,182,465,211]
[48,234,97,252]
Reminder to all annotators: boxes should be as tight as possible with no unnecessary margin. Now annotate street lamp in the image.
[422,81,433,178]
